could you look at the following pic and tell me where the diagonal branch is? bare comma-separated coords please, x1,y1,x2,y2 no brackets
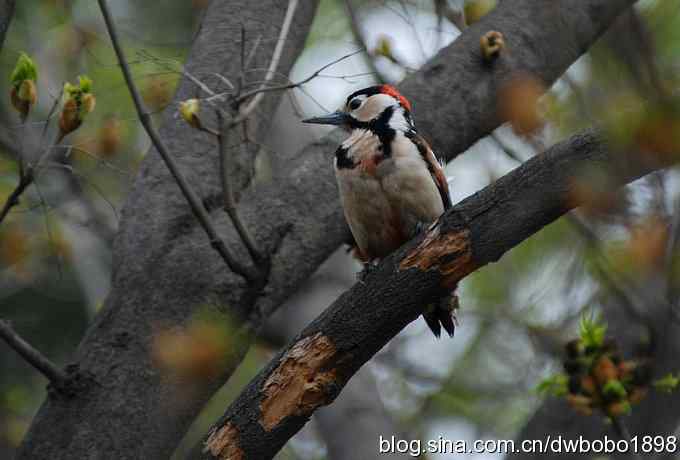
97,0,258,281
17,2,635,459
0,171,32,225
217,110,264,265
0,0,14,52
343,0,386,83
198,131,671,460
0,319,66,385
0,128,74,228
232,0,298,123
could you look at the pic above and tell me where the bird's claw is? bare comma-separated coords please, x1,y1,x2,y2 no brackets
357,262,378,282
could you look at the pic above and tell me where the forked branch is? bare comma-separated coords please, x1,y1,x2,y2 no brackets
217,110,264,266
97,0,258,281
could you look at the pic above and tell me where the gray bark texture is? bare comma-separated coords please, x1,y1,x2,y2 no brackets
17,1,318,459
265,273,411,460
17,0,636,459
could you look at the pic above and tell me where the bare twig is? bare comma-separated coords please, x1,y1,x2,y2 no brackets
197,125,220,137
40,86,64,150
97,0,258,281
0,319,67,384
611,417,643,460
217,111,264,265
237,24,247,97
0,171,32,225
242,36,262,81
234,0,298,122
489,132,526,163
434,0,466,32
343,0,386,83
0,123,102,227
568,214,658,326
231,50,362,109
137,50,219,97
202,51,360,118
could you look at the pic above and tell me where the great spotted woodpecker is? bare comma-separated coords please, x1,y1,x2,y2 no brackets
303,84,457,338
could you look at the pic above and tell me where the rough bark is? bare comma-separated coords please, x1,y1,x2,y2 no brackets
397,0,636,159
199,131,671,460
16,2,318,459
264,276,411,460
18,0,635,458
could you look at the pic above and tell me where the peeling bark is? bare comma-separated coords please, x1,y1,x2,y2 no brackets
16,2,319,459
400,228,474,289
18,0,637,458
260,333,340,431
199,129,673,459
263,281,412,459
204,424,243,460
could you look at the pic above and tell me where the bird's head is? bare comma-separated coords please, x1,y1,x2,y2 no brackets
302,84,412,131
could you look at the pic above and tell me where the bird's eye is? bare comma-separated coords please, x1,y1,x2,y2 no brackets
349,99,361,110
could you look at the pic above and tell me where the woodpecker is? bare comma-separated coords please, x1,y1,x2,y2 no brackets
302,84,457,338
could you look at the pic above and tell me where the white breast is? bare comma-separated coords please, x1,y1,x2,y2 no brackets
378,133,445,227
334,129,446,260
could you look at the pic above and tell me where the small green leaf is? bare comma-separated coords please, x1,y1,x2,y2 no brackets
64,75,93,98
603,379,627,399
536,374,569,397
654,373,680,393
579,313,607,350
78,75,93,93
10,53,37,89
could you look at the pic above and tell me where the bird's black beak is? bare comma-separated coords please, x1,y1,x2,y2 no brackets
301,110,351,126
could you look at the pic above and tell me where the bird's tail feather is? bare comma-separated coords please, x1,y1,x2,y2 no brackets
422,293,459,338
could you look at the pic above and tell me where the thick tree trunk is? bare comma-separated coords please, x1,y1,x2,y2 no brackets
16,2,318,459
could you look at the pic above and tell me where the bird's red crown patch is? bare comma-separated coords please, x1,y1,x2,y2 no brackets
380,84,412,111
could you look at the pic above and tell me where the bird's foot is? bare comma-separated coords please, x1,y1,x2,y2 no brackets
357,261,379,283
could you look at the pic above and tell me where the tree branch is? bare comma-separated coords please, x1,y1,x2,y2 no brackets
17,1,634,459
232,0,298,123
0,126,74,229
0,320,66,385
0,171,32,225
17,2,319,458
198,131,670,459
97,0,257,281
343,0,386,83
262,283,411,460
0,0,14,51
217,111,264,265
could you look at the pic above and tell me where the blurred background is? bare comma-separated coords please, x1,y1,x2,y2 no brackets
1,0,680,459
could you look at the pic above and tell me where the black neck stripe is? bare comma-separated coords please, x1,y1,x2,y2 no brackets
347,106,397,157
